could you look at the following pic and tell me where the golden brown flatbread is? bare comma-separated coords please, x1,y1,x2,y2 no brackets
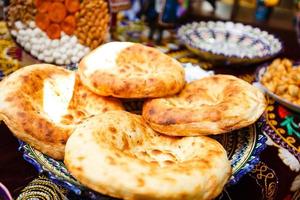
64,111,231,200
0,64,123,159
78,42,185,98
143,75,266,136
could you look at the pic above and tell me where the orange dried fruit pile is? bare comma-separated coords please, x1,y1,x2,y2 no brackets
35,0,79,39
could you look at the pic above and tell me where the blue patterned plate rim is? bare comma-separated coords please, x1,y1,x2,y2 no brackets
177,21,283,60
18,117,268,198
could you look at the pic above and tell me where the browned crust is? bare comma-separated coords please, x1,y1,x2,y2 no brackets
64,111,231,200
142,75,267,136
0,64,123,159
78,42,185,98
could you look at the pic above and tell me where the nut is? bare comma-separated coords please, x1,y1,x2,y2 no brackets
262,58,300,106
74,0,109,49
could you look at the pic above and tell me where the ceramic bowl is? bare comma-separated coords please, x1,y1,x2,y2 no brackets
177,21,282,65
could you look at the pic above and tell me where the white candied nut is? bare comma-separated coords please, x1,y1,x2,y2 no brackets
20,41,26,47
39,44,45,52
30,37,38,44
24,42,31,51
71,47,79,56
65,59,71,65
39,37,48,44
16,37,21,44
29,21,36,28
63,41,72,49
32,44,40,51
61,35,69,43
66,49,73,57
25,29,32,36
75,43,83,50
44,39,51,47
84,47,90,54
19,29,26,36
61,54,67,61
11,30,17,37
70,36,77,44
43,50,51,57
33,28,41,36
51,40,59,47
30,49,38,56
37,54,45,61
36,37,44,44
74,46,82,54
45,57,54,63
78,50,85,58
29,29,35,37
52,51,61,59
18,35,25,42
56,59,64,65
59,46,66,54
25,35,32,41
41,31,47,38
71,56,78,63
15,21,24,30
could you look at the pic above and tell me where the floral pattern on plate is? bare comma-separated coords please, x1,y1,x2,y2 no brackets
177,21,282,65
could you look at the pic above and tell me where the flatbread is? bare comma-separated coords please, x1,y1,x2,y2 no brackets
78,42,185,98
143,75,266,136
0,64,123,159
64,110,231,200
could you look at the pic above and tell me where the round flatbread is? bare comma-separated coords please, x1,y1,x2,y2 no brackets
143,75,266,136
64,110,231,200
0,64,123,159
78,42,185,98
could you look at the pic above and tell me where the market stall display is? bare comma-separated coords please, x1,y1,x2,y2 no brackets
6,0,110,65
0,3,299,198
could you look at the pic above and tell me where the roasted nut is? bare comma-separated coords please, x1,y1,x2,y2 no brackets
262,58,300,105
74,0,109,49
288,85,299,97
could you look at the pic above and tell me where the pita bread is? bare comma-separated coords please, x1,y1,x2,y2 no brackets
78,42,185,98
0,64,123,159
64,111,231,200
143,75,266,136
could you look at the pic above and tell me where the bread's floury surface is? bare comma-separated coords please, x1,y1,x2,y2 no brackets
143,75,266,136
78,42,185,98
64,111,231,200
0,64,123,159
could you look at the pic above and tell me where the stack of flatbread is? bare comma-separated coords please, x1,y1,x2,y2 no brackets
0,42,266,200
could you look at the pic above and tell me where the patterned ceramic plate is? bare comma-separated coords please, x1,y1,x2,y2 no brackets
177,21,282,65
19,118,267,199
256,63,300,113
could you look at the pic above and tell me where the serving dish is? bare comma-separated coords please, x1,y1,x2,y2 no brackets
177,21,282,65
255,62,300,113
19,118,267,199
14,62,267,198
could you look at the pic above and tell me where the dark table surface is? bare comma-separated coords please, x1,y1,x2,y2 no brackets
0,18,300,199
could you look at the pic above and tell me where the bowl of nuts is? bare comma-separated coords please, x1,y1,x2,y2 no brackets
256,58,300,113
6,0,110,65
